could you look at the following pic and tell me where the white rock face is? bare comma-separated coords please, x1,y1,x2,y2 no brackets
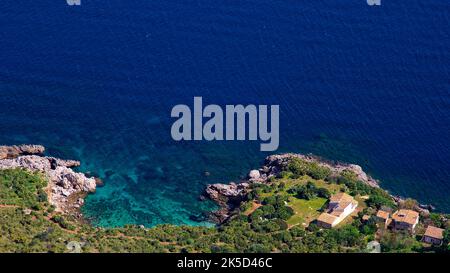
248,170,261,180
0,155,51,171
206,182,248,199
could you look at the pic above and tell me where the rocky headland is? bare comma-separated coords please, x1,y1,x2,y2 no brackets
0,144,97,218
0,144,45,159
204,153,434,224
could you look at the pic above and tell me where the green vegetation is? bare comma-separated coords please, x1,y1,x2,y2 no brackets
0,163,448,253
0,168,47,208
379,231,422,253
445,229,450,251
330,170,397,210
288,181,331,200
287,157,331,180
286,197,327,227
253,173,341,228
359,217,378,235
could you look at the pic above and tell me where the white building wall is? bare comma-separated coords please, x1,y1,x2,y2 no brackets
332,202,357,227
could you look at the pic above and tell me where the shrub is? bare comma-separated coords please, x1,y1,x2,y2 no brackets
51,214,74,230
287,158,331,180
275,206,294,221
277,171,293,179
37,189,48,203
263,196,277,206
399,198,418,210
288,182,330,201
273,219,289,230
0,169,47,207
317,187,331,199
329,225,364,247
366,191,396,209
360,218,378,235
380,231,421,253
239,201,252,212
248,243,271,253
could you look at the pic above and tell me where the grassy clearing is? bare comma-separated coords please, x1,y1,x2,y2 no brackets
257,176,343,227
286,197,327,227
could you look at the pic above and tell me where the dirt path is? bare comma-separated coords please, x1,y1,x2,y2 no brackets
0,204,19,209
244,201,262,216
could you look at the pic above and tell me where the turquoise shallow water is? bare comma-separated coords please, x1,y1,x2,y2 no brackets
0,1,449,226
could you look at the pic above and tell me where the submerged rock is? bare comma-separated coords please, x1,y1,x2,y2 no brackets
94,177,105,187
189,212,209,222
104,170,115,178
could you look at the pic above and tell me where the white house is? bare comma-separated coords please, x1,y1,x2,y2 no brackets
317,192,358,228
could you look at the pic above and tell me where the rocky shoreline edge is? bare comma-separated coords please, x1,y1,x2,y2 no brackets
0,144,437,227
203,153,436,224
0,144,101,220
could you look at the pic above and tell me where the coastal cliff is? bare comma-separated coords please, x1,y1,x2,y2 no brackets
0,145,97,217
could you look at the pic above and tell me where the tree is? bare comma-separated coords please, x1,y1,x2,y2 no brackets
360,218,377,235
444,228,450,245
262,204,276,216
248,243,271,253
287,158,331,180
380,231,421,253
275,206,294,221
428,213,445,228
331,225,364,247
317,187,331,199
366,193,396,209
288,183,330,201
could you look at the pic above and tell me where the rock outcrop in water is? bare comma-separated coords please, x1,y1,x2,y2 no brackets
0,145,96,217
205,182,250,223
0,144,45,159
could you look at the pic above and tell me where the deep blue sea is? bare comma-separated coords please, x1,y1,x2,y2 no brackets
0,1,449,226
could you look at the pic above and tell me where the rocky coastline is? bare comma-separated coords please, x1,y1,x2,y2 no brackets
0,144,97,219
0,144,436,227
203,153,435,224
